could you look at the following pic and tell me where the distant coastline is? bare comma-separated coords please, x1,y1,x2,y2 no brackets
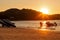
0,8,60,21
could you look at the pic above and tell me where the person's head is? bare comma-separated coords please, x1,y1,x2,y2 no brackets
46,22,50,24
54,22,56,24
40,22,42,24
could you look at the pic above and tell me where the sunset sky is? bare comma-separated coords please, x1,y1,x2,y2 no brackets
0,0,60,14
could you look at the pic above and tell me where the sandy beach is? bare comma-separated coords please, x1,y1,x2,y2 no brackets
0,27,60,40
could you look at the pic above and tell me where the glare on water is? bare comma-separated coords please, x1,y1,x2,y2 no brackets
41,21,46,29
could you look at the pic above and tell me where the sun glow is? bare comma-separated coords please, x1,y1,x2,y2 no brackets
40,8,49,14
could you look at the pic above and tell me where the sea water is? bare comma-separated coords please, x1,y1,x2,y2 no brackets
12,20,60,31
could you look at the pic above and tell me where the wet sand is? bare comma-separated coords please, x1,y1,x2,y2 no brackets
0,27,60,40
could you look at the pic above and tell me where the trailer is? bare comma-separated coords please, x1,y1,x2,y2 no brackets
0,19,16,27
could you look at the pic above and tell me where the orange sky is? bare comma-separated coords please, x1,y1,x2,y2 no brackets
0,0,60,14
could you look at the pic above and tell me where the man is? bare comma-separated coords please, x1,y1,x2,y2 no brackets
40,22,43,28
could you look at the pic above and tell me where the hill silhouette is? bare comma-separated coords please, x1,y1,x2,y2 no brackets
0,8,60,20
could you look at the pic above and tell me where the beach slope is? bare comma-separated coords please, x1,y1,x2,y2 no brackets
0,28,60,40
